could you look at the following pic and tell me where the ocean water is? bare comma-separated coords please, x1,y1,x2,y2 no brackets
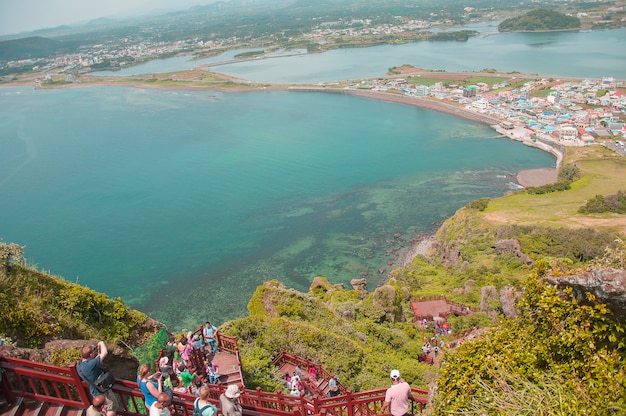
93,27,626,82
0,86,554,329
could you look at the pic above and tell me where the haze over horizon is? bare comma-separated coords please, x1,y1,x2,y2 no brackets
0,0,223,36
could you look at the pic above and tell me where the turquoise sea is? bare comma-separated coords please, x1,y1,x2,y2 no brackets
0,86,555,329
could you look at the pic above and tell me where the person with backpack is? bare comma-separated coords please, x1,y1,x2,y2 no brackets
77,341,118,416
193,386,217,416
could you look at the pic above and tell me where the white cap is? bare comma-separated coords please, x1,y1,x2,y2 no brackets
390,369,400,380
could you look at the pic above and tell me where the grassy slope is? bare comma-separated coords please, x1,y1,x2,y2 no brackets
483,145,626,234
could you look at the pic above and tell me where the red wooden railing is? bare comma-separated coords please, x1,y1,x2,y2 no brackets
272,350,343,396
0,338,429,415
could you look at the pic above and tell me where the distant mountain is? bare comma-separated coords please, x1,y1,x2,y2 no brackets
0,36,72,61
498,9,581,32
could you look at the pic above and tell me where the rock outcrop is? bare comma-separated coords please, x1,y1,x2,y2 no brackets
499,285,521,319
350,278,367,291
480,286,498,313
494,239,533,266
547,267,626,320
441,245,463,267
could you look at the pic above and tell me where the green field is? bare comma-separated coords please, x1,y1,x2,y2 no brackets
484,146,626,235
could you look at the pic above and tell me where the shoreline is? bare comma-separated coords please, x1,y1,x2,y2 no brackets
324,88,561,187
3,78,560,188
396,234,435,268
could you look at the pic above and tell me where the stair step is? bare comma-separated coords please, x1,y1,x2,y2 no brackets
48,404,64,416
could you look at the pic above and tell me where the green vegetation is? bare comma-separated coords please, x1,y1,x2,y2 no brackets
407,76,447,86
429,30,479,41
525,162,582,194
499,9,581,32
234,50,265,59
485,146,626,231
0,247,160,350
431,262,626,415
225,280,436,393
495,225,619,262
579,190,626,214
465,197,490,211
0,36,71,61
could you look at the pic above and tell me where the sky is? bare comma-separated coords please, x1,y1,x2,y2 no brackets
0,0,221,36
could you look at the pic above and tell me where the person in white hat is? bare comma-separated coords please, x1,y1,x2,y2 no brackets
219,385,242,416
380,369,414,416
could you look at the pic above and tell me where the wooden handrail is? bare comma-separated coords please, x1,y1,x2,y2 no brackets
0,351,428,415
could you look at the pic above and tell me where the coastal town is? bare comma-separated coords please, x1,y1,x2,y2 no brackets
338,72,626,160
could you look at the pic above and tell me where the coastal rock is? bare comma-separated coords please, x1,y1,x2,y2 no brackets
547,267,626,320
480,286,498,313
499,285,520,319
441,245,463,267
350,278,367,291
310,276,334,293
494,239,533,266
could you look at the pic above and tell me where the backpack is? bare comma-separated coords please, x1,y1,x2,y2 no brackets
192,398,217,416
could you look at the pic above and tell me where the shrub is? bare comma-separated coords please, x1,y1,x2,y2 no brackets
431,267,626,415
465,198,490,211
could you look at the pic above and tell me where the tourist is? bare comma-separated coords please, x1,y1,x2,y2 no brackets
327,384,340,398
219,385,242,416
308,364,317,381
206,360,220,384
189,376,204,396
164,339,177,364
178,336,192,366
159,356,173,378
177,364,195,388
380,370,414,416
86,395,107,416
76,341,118,416
149,392,171,416
203,321,219,354
283,373,292,390
328,375,338,389
193,334,205,353
138,363,163,409
194,386,217,416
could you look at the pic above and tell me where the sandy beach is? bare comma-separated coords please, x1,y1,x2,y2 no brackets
516,167,559,187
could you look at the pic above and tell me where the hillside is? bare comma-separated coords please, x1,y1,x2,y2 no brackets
223,145,626,411
0,244,163,365
498,9,581,32
0,36,73,61
1,146,625,413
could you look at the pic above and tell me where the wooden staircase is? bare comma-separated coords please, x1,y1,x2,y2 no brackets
273,351,345,399
0,398,84,416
